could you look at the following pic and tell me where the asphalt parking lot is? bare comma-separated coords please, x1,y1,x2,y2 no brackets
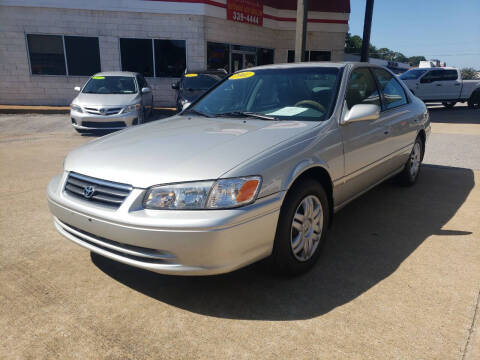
1,105,479,359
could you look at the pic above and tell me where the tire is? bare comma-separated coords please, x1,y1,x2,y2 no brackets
268,179,330,275
398,136,424,186
468,91,480,109
442,101,456,109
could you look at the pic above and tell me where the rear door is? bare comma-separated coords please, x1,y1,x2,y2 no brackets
439,69,462,99
371,67,415,168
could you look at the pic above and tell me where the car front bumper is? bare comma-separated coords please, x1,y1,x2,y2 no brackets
47,173,283,275
71,109,139,130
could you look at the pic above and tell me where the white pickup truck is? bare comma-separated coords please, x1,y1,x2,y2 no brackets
400,67,480,108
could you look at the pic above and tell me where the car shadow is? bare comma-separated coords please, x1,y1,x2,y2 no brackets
428,104,479,124
91,164,474,320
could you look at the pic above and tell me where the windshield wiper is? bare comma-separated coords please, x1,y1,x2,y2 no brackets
183,108,214,118
214,111,278,120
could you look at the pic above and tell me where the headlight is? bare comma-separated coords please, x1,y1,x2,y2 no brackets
123,103,141,113
143,176,262,210
71,104,83,113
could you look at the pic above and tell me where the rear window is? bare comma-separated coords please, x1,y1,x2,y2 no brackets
82,76,137,94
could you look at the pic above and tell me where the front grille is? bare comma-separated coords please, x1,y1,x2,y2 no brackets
64,172,132,208
84,107,123,116
81,121,126,128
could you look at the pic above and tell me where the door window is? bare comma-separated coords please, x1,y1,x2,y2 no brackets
345,68,381,110
421,70,443,83
372,68,408,110
440,70,458,81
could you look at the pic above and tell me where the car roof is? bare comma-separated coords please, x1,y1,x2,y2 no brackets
93,71,138,77
409,67,457,71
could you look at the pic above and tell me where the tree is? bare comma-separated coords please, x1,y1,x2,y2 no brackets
461,67,479,80
345,32,362,53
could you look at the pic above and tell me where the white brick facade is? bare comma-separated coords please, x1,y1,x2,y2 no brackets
0,2,349,106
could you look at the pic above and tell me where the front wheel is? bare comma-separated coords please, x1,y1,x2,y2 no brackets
398,136,424,186
268,179,330,275
442,101,456,109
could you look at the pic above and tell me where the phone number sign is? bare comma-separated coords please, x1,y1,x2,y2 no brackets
227,0,263,26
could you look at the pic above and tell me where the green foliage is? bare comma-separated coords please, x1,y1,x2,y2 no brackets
461,67,479,80
345,33,425,65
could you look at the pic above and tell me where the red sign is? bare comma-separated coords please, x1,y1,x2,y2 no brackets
227,0,263,26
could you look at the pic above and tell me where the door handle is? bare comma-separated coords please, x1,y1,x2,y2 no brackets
454,83,461,86
435,84,442,86
384,130,389,135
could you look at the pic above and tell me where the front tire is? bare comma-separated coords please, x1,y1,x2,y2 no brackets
268,179,330,275
398,136,423,185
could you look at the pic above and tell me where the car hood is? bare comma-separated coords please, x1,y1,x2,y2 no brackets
65,115,319,188
74,93,139,106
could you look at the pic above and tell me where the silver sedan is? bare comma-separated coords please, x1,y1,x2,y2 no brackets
70,71,153,133
48,62,430,276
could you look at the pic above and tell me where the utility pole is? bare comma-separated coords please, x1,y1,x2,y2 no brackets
294,0,308,62
360,0,374,62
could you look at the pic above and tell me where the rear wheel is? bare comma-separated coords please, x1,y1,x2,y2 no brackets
398,136,423,185
268,179,330,275
468,91,480,109
442,101,456,109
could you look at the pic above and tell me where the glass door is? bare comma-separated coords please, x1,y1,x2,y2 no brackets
231,53,244,72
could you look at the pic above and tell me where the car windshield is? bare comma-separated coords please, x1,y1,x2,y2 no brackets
183,74,222,90
189,67,340,121
82,76,137,94
400,69,428,80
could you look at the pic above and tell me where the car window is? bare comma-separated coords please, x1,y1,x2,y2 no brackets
191,67,340,121
441,70,458,81
372,68,408,110
345,68,380,110
183,74,222,90
421,70,443,82
82,76,137,94
399,69,428,80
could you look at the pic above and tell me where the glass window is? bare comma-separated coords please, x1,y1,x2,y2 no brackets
27,34,66,75
154,39,186,77
183,74,222,90
399,69,428,80
64,36,101,76
287,50,309,63
257,48,274,66
190,67,340,121
120,38,153,77
345,68,381,110
310,51,331,61
207,42,229,72
441,70,458,81
82,76,137,94
137,75,148,89
372,68,407,110
421,70,443,82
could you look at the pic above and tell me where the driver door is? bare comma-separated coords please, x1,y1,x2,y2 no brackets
338,67,391,204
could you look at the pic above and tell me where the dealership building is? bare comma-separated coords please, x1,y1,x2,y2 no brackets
0,0,350,106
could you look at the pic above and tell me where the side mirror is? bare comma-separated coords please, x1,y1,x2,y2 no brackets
171,82,179,90
141,87,151,94
182,101,191,110
74,86,81,92
343,104,380,124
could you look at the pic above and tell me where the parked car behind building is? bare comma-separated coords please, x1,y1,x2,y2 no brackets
172,69,228,111
70,72,153,133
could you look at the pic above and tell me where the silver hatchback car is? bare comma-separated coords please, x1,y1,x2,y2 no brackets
70,71,153,133
48,62,430,276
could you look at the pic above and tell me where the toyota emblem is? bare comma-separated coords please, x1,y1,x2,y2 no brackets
83,185,95,199
99,108,106,115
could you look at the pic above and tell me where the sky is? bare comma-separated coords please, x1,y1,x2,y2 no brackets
347,0,480,68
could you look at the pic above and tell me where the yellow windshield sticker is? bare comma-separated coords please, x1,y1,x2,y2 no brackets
185,73,198,77
229,71,255,80
92,76,105,79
